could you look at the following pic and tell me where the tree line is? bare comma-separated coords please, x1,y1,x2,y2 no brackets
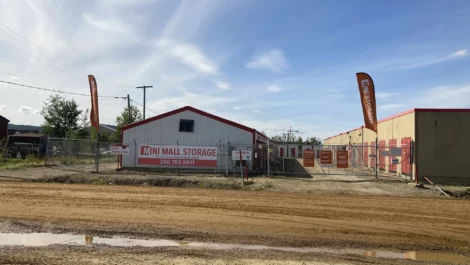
269,135,322,145
40,95,142,142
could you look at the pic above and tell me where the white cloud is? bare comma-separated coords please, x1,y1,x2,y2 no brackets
213,80,231,90
376,92,398,99
0,105,7,110
156,39,217,74
266,85,283,92
415,85,470,108
253,109,261,113
398,48,468,69
246,49,288,73
378,103,405,110
18,105,37,115
147,87,234,113
449,49,467,58
10,76,19,80
82,13,132,34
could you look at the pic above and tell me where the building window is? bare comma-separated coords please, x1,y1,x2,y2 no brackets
179,119,194,132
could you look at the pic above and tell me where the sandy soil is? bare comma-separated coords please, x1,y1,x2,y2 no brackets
0,245,431,265
0,163,117,180
0,182,469,256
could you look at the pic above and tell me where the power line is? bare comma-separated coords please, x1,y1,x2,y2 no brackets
0,38,85,80
129,98,158,115
0,25,83,77
136,85,153,119
0,21,134,89
0,80,126,99
0,67,39,86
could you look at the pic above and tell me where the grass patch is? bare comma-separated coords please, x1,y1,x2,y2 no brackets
0,157,43,169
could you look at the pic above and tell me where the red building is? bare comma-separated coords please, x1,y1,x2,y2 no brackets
0,115,9,141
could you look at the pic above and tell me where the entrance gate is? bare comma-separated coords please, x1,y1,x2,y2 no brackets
300,143,412,177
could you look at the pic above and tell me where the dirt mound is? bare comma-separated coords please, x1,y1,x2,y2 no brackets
34,174,242,190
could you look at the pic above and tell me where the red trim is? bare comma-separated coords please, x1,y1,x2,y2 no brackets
324,108,470,141
122,106,255,133
415,108,470,113
377,109,415,124
324,126,364,141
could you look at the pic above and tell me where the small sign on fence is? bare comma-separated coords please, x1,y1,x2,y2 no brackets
320,150,332,166
111,144,130,155
303,150,315,167
337,150,349,168
232,150,252,161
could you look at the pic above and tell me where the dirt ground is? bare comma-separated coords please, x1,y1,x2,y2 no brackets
2,163,468,198
0,165,469,264
0,182,469,264
0,245,436,265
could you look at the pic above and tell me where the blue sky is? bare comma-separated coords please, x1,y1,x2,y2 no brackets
0,0,469,139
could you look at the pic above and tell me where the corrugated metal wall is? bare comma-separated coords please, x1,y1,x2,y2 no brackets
122,110,253,170
416,111,470,185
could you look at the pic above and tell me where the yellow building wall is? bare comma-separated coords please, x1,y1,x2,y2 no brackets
323,112,415,177
416,111,470,185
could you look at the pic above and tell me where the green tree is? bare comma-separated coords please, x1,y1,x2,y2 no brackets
41,95,83,138
297,136,303,154
70,109,90,139
309,137,322,145
113,105,143,142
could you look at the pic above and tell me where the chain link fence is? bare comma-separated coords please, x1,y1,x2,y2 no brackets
41,137,413,178
45,137,120,171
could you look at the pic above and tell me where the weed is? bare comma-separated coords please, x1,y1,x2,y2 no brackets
91,178,107,185
0,157,43,169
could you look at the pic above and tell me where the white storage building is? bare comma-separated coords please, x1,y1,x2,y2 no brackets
119,106,273,172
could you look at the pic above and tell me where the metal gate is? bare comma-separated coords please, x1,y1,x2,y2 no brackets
300,143,413,177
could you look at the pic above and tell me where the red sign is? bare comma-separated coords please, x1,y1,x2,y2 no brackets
138,145,217,167
303,150,315,167
320,150,332,165
337,150,349,168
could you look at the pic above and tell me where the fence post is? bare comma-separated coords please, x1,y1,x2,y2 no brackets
215,139,219,173
409,140,414,181
133,139,137,171
226,137,229,176
267,140,270,176
375,137,378,179
44,136,48,167
95,139,99,173
176,140,179,176
282,140,285,173
239,151,244,188
64,138,68,166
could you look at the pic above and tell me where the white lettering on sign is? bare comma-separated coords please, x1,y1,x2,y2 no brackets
232,150,252,161
138,145,217,167
361,79,375,128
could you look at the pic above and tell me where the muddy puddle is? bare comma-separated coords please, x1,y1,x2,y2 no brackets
0,233,469,264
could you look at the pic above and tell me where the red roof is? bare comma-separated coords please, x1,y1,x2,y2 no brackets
324,108,470,141
122,106,255,133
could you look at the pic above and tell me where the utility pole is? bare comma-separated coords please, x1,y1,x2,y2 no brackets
136,85,153,119
127,94,131,122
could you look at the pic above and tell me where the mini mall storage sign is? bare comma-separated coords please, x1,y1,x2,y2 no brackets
138,145,217,167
